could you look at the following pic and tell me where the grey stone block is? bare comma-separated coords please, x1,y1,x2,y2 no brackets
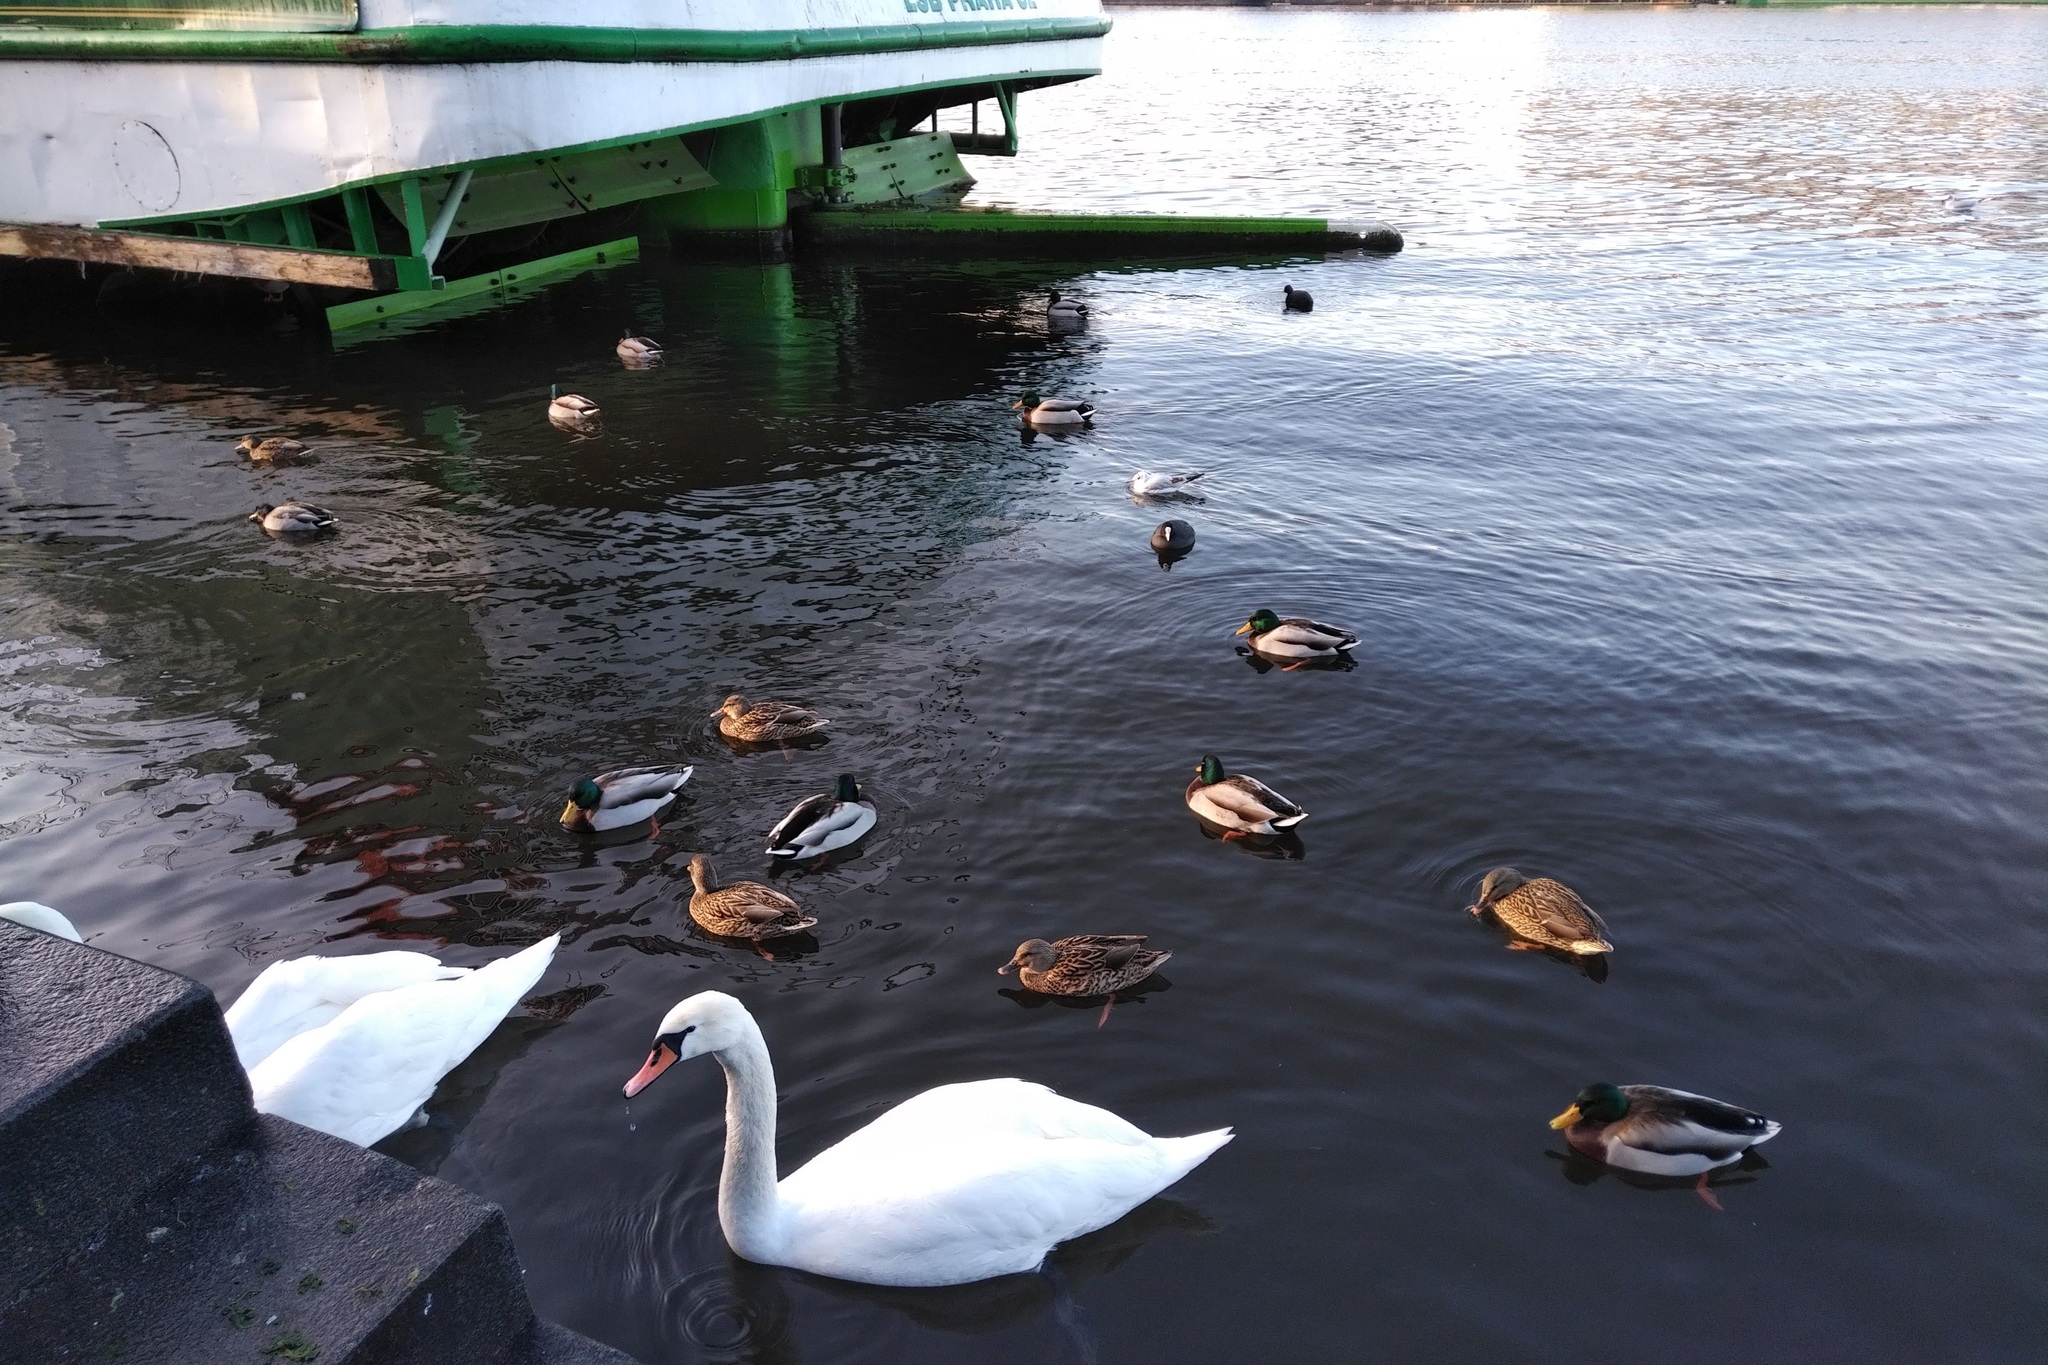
0,923,251,1303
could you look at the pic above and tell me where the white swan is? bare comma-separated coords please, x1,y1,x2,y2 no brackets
225,950,474,1070
621,991,1232,1287
248,934,558,1147
0,901,82,942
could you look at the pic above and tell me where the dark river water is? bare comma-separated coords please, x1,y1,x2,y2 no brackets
2,7,2044,1363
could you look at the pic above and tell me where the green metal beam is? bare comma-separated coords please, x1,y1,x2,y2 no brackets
325,235,640,333
340,187,378,254
0,17,1112,62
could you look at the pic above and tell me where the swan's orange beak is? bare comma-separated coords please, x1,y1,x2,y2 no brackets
624,1043,678,1098
1549,1104,1583,1131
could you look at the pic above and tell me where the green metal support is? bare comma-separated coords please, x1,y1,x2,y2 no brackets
397,177,429,257
325,235,640,335
341,188,378,255
280,203,316,249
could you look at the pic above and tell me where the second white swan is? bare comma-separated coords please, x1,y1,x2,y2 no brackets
621,991,1232,1287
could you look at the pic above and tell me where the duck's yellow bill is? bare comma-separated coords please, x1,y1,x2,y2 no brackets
1549,1104,1582,1130
1234,622,1255,636
559,800,582,826
1010,400,1026,410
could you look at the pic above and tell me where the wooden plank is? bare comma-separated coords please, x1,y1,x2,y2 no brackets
0,223,393,289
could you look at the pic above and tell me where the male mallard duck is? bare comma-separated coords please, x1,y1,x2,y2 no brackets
1283,285,1313,313
1185,754,1306,834
548,384,601,429
714,694,829,744
1045,290,1088,322
250,501,337,535
616,329,663,363
1551,1082,1780,1208
688,855,818,941
766,773,876,858
1234,608,1358,661
237,436,308,462
559,765,693,835
1013,393,1094,428
1128,469,1205,497
1467,867,1612,955
1000,935,1171,1026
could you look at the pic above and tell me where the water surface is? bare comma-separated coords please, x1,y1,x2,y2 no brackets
2,8,2044,1363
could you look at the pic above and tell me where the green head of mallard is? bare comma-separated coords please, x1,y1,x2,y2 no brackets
834,773,861,802
1195,754,1226,785
1012,391,1042,412
1551,1082,1628,1130
569,778,602,809
1235,609,1281,638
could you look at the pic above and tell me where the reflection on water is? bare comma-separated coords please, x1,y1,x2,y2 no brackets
2,7,2045,1364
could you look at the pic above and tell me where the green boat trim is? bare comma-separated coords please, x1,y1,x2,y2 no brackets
0,16,1112,61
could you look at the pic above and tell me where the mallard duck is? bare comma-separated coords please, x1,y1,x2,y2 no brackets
248,935,557,1148
1551,1082,1780,1208
1283,285,1313,313
616,328,663,363
1000,935,1171,1025
1013,393,1094,427
1467,867,1612,955
688,855,818,941
237,436,308,462
0,901,82,942
548,384,601,429
714,694,829,744
249,501,337,535
559,765,693,835
1129,470,1205,497
1185,754,1306,834
1045,290,1088,322
1234,608,1358,661
619,991,1231,1286
766,773,876,858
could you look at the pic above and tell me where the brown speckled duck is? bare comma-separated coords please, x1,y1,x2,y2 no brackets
237,436,309,462
713,694,829,744
688,856,817,941
999,935,1171,1026
1467,867,1612,955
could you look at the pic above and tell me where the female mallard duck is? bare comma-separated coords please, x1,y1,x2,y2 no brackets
548,384,601,429
1234,608,1358,662
1045,290,1088,323
1185,754,1306,834
1466,867,1612,956
1551,1082,1780,1208
688,856,818,941
616,329,663,364
1129,469,1205,497
237,436,308,462
714,694,829,744
1000,935,1171,1026
766,773,876,858
250,501,337,535
1283,285,1313,313
559,765,693,835
1013,393,1094,428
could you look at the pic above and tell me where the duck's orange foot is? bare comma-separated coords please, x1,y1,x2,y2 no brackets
1695,1173,1724,1211
1097,998,1115,1028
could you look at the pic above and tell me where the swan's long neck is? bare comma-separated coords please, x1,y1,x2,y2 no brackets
713,1018,783,1262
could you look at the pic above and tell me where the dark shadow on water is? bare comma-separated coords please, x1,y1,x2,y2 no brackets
999,974,1175,1019
1547,1147,1771,1198
1194,817,1307,861
374,1013,566,1174
1469,909,1610,982
1234,646,1356,675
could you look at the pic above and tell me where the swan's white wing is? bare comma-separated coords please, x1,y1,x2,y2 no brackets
0,902,82,942
775,1080,1231,1286
225,951,470,1069
248,936,556,1146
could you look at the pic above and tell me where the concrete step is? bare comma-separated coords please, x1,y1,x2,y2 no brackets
0,923,639,1364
